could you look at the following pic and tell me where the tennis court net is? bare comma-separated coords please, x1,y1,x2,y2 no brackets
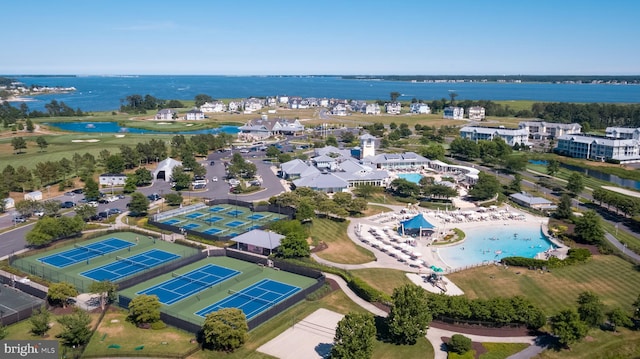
116,256,149,268
172,272,214,289
74,244,106,256
228,289,277,306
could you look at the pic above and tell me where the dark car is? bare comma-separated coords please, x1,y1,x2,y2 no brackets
147,193,161,201
209,160,215,166
97,211,109,219
14,216,27,223
60,201,76,208
71,188,84,194
106,208,122,216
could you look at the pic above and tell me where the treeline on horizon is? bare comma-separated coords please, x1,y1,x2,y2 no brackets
342,75,640,83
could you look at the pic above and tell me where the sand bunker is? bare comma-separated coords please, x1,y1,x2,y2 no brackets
71,139,100,143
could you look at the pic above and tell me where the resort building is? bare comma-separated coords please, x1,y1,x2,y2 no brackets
185,108,205,120
443,106,464,119
428,160,479,185
555,134,640,163
518,121,582,139
510,192,557,212
199,101,226,113
605,127,640,140
153,157,183,182
459,126,529,147
280,159,320,180
364,152,430,171
99,173,127,186
233,229,284,256
359,134,376,159
155,108,176,120
410,103,431,114
467,106,486,120
385,102,402,115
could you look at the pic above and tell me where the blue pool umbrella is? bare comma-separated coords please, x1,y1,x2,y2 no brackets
399,214,435,236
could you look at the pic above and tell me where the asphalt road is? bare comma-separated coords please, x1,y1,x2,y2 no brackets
0,150,286,258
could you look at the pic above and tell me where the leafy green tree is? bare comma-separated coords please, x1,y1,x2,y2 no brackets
83,177,100,200
74,204,97,221
128,294,161,325
192,163,207,178
164,192,183,206
277,234,310,258
105,154,125,173
577,291,605,328
266,145,280,158
507,173,522,193
47,282,79,308
11,136,27,154
133,167,153,186
331,312,376,359
88,281,118,311
633,294,640,319
389,178,420,198
447,334,472,355
423,184,458,200
0,323,7,339
387,284,432,344
353,184,378,199
325,135,338,147
123,175,137,193
449,137,479,159
546,159,560,176
57,309,92,346
295,200,315,222
25,118,34,132
390,91,401,102
468,172,501,200
574,210,604,244
128,192,150,216
550,309,588,349
16,199,40,217
30,306,51,336
36,136,48,151
278,153,292,164
42,200,61,217
607,307,633,332
171,165,191,190
566,172,585,195
341,131,355,144
194,94,214,107
419,143,446,161
202,308,248,352
503,155,527,173
555,193,573,219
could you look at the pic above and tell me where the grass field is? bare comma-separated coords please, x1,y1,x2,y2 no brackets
351,268,414,296
532,327,640,359
447,255,640,316
310,218,376,264
449,342,530,359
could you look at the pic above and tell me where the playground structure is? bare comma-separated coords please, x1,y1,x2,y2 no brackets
424,272,447,293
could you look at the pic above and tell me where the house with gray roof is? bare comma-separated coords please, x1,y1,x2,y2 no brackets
518,121,581,139
186,108,204,120
605,127,640,140
155,108,176,120
280,159,320,179
312,154,338,171
293,172,349,193
233,229,284,256
510,192,557,211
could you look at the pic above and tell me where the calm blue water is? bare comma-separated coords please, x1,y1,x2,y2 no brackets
528,160,640,190
438,225,554,268
10,75,640,112
44,121,239,135
398,173,423,184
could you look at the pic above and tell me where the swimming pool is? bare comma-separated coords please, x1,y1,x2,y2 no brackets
398,173,423,184
437,224,555,268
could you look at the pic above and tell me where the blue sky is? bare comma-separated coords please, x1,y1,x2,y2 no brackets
4,0,639,75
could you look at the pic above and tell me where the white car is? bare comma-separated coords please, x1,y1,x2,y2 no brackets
212,176,218,182
88,201,99,207
33,210,45,217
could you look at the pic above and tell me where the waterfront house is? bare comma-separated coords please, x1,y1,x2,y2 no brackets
365,103,381,115
332,103,348,116
155,108,176,120
385,102,402,115
186,108,205,120
200,101,226,113
410,103,431,114
228,101,240,112
443,106,464,119
605,127,640,140
459,126,529,147
467,106,485,120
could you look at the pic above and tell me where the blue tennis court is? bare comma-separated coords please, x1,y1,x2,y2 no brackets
182,223,200,230
195,279,301,320
209,206,225,212
227,209,243,216
185,212,205,219
204,216,223,223
163,219,181,225
81,249,180,281
226,221,244,228
203,228,222,235
137,264,240,305
38,238,133,268
247,214,265,220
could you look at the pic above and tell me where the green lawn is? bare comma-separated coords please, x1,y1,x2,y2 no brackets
310,218,376,264
447,255,640,316
532,327,640,359
351,268,414,296
448,342,530,359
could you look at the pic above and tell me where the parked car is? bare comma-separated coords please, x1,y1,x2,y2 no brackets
210,160,215,166
88,201,99,208
211,176,218,182
147,193,161,201
106,208,122,216
60,201,76,208
71,188,84,194
33,210,45,217
14,216,27,223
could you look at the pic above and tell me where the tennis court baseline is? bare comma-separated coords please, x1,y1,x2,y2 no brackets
195,279,301,320
38,238,133,268
81,249,180,281
226,221,244,228
136,264,241,305
186,212,205,219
